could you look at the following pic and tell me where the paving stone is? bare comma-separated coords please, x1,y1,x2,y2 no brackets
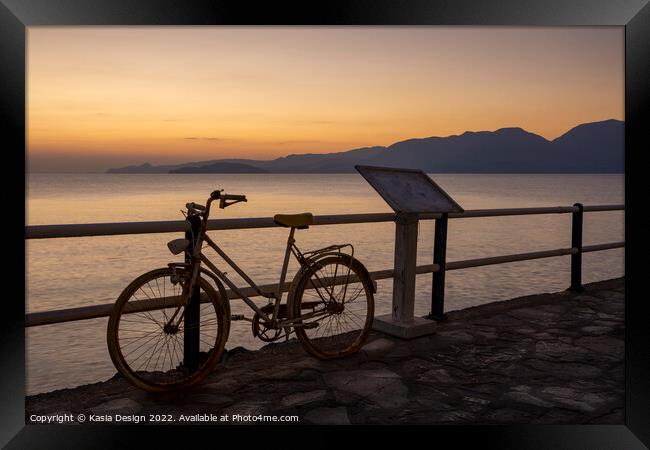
555,398,598,412
534,341,589,360
203,378,242,392
508,308,557,321
26,278,624,426
435,330,475,343
573,336,624,358
541,386,577,398
503,391,553,408
417,368,454,384
362,338,395,353
472,328,498,340
281,390,327,407
323,369,408,408
514,328,538,335
525,360,603,379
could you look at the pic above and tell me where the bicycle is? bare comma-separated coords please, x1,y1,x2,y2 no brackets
107,189,375,392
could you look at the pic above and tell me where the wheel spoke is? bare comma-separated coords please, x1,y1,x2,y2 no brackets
109,268,227,391
292,256,373,358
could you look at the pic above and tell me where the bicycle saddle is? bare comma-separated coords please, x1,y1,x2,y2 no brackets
273,212,314,229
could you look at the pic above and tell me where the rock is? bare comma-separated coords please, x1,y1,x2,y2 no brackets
304,407,350,425
534,341,588,360
362,338,395,353
538,304,568,314
203,378,241,392
473,328,498,340
254,367,301,380
324,369,408,408
594,290,624,302
580,326,612,335
435,330,475,343
281,390,327,407
525,360,602,379
512,385,531,393
515,328,538,335
508,308,557,321
463,396,490,406
89,398,142,416
573,336,624,358
541,386,576,398
549,397,596,412
417,368,454,384
503,391,553,408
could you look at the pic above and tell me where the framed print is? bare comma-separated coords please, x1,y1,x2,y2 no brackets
3,0,649,448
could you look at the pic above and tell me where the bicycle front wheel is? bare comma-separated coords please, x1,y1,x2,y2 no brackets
107,267,229,392
290,255,374,359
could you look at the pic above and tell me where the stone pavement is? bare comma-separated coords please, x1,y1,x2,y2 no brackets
26,278,624,425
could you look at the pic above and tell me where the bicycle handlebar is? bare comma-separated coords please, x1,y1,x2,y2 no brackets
207,190,247,210
186,202,206,211
223,194,247,202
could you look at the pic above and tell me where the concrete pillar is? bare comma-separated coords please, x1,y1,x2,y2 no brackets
373,212,436,339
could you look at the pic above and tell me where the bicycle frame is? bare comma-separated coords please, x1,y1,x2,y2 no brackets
166,192,355,332
183,227,348,331
200,228,300,324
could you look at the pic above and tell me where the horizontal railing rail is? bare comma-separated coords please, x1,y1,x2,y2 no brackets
25,205,624,240
24,204,624,328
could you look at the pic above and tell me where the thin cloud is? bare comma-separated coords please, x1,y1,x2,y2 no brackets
183,137,223,141
273,139,331,145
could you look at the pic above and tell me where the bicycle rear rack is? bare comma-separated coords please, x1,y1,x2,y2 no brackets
302,243,354,261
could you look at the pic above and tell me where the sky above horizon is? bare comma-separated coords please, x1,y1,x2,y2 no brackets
27,26,624,172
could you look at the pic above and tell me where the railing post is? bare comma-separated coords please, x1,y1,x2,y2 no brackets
372,212,436,339
392,212,419,322
570,203,584,292
429,213,449,321
184,215,201,372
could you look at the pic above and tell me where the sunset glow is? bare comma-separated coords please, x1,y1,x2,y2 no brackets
27,27,624,172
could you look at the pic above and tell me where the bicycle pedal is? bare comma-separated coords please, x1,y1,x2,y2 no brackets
302,322,319,329
231,314,245,321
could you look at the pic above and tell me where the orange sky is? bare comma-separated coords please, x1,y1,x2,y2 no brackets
27,27,624,172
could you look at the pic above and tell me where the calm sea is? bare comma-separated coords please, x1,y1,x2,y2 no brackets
26,173,624,395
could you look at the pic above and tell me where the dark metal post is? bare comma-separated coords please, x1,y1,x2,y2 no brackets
570,203,584,292
429,213,449,321
184,214,201,372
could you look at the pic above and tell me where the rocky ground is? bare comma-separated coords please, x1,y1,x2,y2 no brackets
26,278,624,425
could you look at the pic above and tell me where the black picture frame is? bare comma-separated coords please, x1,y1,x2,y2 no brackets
3,0,648,448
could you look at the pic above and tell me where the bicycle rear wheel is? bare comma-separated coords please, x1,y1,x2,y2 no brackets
107,267,229,392
290,255,374,359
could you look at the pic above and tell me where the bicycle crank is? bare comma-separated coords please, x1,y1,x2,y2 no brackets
252,314,284,342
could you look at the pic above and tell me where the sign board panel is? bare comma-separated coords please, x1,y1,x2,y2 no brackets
355,165,464,214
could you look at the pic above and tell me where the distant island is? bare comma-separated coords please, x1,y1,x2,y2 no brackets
107,119,624,174
169,162,268,174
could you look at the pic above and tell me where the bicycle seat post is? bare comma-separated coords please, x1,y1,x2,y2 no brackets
272,227,296,320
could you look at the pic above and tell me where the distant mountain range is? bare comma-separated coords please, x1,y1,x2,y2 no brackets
107,119,624,174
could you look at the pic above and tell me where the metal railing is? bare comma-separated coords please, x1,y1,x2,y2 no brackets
24,203,624,329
